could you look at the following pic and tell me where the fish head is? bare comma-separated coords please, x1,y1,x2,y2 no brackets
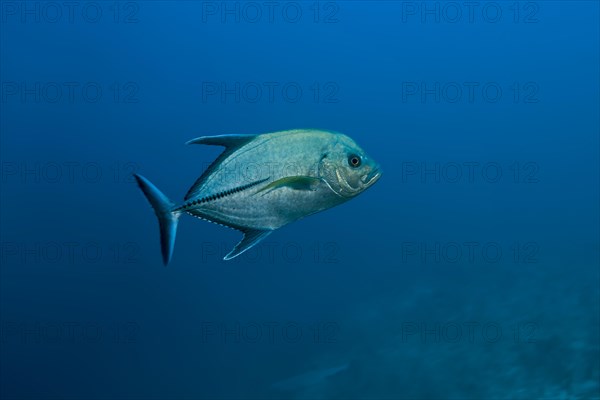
318,134,382,198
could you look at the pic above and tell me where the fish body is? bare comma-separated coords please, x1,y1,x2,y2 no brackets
134,129,381,263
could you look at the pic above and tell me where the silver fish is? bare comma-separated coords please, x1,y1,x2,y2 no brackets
134,129,381,264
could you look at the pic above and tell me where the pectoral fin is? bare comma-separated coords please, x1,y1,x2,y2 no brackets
224,229,273,260
256,176,322,196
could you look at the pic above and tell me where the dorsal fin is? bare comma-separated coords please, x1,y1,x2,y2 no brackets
184,134,258,201
186,134,257,148
224,229,273,260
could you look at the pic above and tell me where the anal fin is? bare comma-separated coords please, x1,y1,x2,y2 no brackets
224,229,272,260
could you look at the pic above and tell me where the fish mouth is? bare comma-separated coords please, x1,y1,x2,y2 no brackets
362,167,382,186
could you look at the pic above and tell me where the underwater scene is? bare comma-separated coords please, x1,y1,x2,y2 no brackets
1,1,599,399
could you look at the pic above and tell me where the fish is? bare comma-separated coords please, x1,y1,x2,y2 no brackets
134,129,382,264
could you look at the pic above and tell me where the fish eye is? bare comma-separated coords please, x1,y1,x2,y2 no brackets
348,154,362,168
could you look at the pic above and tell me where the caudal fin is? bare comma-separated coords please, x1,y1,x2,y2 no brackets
133,174,180,265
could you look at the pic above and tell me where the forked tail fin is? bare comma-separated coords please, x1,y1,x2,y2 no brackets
133,174,180,265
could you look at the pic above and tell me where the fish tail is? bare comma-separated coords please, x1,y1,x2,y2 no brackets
133,174,180,265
